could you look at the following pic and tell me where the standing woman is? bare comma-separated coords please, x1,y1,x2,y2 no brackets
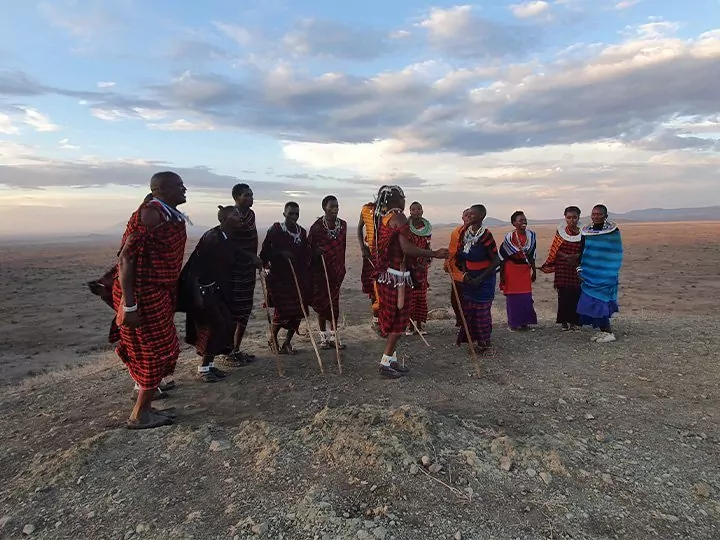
541,206,583,330
407,202,432,335
499,211,538,331
309,195,347,350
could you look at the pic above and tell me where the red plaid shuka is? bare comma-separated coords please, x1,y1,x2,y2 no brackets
541,227,582,289
260,222,311,331
374,213,413,335
409,232,431,323
308,217,347,323
110,200,187,390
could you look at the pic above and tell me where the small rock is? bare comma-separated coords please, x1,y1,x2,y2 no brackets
595,433,607,443
693,483,711,498
585,414,595,420
135,523,147,534
421,455,432,468
124,532,134,540
0,517,10,529
455,532,463,540
23,524,36,536
428,463,443,474
557,398,567,406
499,456,513,472
659,513,680,523
87,511,95,519
526,469,537,478
357,530,372,540
251,522,268,536
209,440,230,452
601,473,613,485
370,485,378,492
539,472,552,485
409,464,419,475
372,526,388,539
343,512,351,518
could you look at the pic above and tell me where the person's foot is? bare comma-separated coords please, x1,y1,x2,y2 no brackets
590,332,604,342
405,327,414,336
130,388,167,402
126,411,173,430
319,332,332,350
278,342,296,355
226,351,255,366
379,364,404,378
209,366,228,378
475,341,492,351
595,332,616,343
561,323,570,331
159,379,176,391
389,360,410,373
196,371,222,383
150,407,178,419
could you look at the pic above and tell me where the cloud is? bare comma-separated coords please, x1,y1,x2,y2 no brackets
282,19,394,60
416,5,539,58
0,113,18,134
214,22,254,46
148,119,217,131
97,81,116,88
58,138,79,149
22,108,60,132
38,0,121,38
615,0,641,9
511,1,551,19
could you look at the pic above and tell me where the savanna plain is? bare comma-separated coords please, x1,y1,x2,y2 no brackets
0,221,718,540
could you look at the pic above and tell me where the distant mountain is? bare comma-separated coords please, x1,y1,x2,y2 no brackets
610,206,720,222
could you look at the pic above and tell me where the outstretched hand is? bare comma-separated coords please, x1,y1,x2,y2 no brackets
432,248,450,259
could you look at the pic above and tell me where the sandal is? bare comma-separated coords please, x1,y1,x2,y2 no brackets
126,412,173,430
130,388,168,402
278,343,296,355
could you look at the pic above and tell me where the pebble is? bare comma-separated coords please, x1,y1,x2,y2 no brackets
558,398,567,406
421,455,432,468
585,414,595,420
540,472,552,485
136,523,147,534
499,456,513,472
252,522,269,536
372,526,388,539
454,533,463,540
209,440,230,452
370,485,378,492
693,483,711,498
601,474,613,485
429,463,443,474
124,532,135,540
526,469,537,478
409,464,419,475
23,525,36,536
357,531,372,540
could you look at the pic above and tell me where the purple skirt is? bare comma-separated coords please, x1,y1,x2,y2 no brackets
505,293,537,329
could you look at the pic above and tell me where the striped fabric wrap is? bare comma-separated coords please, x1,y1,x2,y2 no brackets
500,229,537,262
579,226,623,303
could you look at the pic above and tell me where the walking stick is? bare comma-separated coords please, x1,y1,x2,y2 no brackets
258,270,284,377
320,254,343,374
410,319,431,347
450,277,481,377
288,260,325,374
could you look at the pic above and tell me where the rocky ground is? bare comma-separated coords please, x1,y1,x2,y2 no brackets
1,309,718,540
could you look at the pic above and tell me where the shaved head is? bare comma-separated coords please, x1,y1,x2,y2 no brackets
149,171,186,207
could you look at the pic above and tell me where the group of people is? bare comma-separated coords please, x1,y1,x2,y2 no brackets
89,173,624,429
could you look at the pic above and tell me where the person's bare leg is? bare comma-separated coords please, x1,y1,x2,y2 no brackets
271,324,281,351
282,329,296,349
128,388,170,428
383,332,402,357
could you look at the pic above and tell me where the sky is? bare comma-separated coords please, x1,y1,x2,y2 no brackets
1,0,719,236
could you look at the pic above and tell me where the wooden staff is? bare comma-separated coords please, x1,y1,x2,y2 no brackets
288,260,325,374
258,270,284,377
320,254,343,374
450,277,481,377
410,319,431,347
